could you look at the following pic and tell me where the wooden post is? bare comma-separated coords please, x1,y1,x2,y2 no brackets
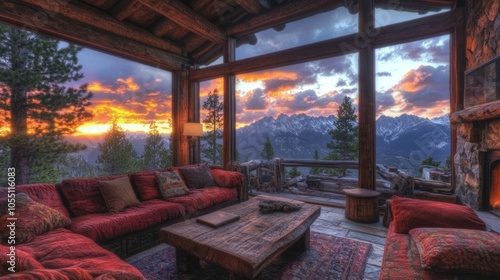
358,0,376,190
224,37,236,169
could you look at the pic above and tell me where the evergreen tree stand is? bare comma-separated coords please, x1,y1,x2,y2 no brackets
342,188,380,223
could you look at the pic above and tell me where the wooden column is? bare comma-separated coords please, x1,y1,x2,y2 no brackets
358,0,376,190
172,70,189,166
450,5,466,190
224,37,237,169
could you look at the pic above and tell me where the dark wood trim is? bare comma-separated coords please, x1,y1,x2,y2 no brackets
189,33,360,81
111,0,142,21
449,7,465,192
191,9,461,81
0,1,188,71
358,0,376,190
19,0,184,55
227,0,343,36
235,0,262,14
137,0,227,45
224,38,237,169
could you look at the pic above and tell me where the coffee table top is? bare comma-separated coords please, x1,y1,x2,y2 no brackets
161,195,320,278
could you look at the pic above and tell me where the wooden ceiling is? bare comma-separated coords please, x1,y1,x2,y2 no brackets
0,0,456,71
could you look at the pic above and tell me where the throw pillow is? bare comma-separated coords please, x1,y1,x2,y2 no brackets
178,164,217,189
210,169,246,188
410,227,500,276
155,171,190,199
0,193,72,243
390,195,486,233
98,176,140,214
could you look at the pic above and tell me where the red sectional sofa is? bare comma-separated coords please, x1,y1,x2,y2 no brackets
379,196,500,280
0,165,246,279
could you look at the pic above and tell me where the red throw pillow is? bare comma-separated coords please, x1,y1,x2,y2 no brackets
390,195,486,233
210,169,246,188
409,227,500,276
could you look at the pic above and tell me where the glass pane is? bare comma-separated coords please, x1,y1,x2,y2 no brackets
375,5,449,28
200,78,224,165
235,54,359,177
236,6,357,60
375,35,451,178
0,24,173,183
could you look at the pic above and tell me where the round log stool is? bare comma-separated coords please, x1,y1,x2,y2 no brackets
342,188,380,223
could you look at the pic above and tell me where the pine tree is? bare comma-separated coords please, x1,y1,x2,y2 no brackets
0,24,93,184
260,136,275,160
96,122,140,175
143,121,171,170
310,149,321,175
288,166,301,178
325,96,358,177
201,89,223,165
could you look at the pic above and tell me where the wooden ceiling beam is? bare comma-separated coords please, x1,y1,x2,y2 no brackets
235,0,262,14
0,1,189,70
137,0,227,45
227,0,343,36
190,0,214,12
18,0,185,56
111,0,142,21
152,18,181,37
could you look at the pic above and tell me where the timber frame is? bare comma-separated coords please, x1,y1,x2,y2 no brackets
0,0,464,190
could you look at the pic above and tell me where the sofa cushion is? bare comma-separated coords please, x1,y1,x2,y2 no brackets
166,187,237,213
129,169,169,201
390,195,486,233
17,228,143,279
155,171,190,199
60,175,123,216
178,164,216,189
68,200,185,242
410,227,500,276
0,193,71,243
98,176,140,214
210,168,246,188
0,184,70,218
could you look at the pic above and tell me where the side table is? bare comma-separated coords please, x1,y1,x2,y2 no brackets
342,188,380,223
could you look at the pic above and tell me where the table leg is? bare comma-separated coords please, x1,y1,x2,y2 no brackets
292,228,310,251
175,248,200,272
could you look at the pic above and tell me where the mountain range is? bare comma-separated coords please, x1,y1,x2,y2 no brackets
66,113,450,176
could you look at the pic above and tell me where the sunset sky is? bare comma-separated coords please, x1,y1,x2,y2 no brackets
67,7,450,136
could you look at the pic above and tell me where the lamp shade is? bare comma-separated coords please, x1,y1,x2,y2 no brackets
183,122,203,137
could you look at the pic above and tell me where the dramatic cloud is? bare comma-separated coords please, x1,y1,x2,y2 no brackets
382,65,450,118
377,35,450,63
245,88,268,110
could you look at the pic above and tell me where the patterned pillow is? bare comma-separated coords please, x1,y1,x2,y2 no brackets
410,227,500,276
391,195,486,233
155,171,190,199
0,193,71,243
98,176,141,214
178,164,216,189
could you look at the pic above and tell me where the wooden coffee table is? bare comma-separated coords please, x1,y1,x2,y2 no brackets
160,195,321,279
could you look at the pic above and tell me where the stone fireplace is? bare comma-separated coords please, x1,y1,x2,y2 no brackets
455,119,500,211
484,150,500,211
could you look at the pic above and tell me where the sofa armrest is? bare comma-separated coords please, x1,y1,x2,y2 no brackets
210,169,248,201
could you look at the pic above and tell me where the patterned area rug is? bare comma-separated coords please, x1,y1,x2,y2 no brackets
127,231,372,280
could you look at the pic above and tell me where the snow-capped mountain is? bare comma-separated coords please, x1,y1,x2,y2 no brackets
237,113,450,175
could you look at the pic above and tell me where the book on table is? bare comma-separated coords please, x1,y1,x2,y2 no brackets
196,211,240,228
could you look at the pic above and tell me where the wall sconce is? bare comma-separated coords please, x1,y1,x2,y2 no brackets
183,122,203,143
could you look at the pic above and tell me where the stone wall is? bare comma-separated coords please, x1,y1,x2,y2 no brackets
455,0,500,209
466,0,500,70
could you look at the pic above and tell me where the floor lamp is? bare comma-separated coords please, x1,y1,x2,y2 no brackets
184,122,203,164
